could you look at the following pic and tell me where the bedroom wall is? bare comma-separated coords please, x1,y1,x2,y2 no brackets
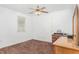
29,9,74,42
29,14,51,42
51,9,73,35
0,7,32,48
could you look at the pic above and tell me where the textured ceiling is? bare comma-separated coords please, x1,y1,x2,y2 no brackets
0,4,75,14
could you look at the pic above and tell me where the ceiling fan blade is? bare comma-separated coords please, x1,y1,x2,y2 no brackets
29,8,35,10
41,7,46,10
41,11,48,13
28,12,33,14
37,5,40,8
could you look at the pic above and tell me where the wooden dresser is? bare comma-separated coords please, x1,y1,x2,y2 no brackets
52,33,63,43
53,37,79,54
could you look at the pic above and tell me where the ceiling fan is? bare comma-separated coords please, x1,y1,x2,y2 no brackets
29,5,48,15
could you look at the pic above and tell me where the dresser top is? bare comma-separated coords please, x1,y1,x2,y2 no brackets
53,37,79,50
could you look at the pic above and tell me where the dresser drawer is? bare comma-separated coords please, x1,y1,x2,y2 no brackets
53,45,79,54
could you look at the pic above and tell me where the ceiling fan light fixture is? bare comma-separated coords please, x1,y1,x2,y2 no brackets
35,11,42,15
